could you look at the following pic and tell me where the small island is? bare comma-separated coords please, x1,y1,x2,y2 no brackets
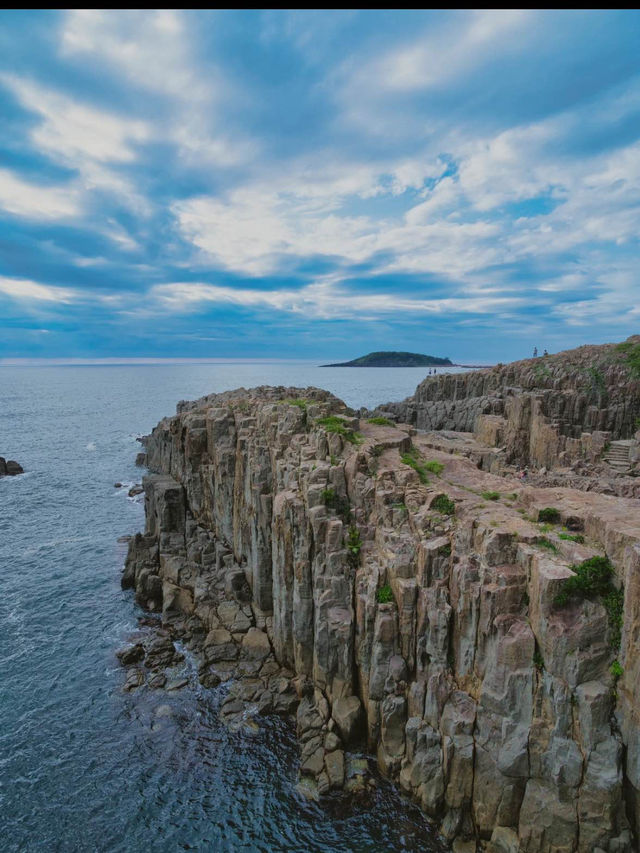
323,350,453,368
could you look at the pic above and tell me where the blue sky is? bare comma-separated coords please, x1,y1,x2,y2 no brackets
0,9,639,362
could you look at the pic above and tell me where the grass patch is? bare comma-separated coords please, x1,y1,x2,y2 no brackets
346,525,362,569
284,397,309,410
400,447,430,485
316,415,363,445
554,556,624,650
611,660,624,680
559,532,585,544
367,416,395,427
538,507,561,524
321,488,351,522
481,490,500,501
377,584,393,604
617,340,640,378
424,460,445,475
533,650,545,671
535,536,558,553
431,494,455,515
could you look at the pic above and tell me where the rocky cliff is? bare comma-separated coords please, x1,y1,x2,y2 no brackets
122,384,640,852
374,336,640,472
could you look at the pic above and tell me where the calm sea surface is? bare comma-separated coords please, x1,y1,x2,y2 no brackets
0,363,468,853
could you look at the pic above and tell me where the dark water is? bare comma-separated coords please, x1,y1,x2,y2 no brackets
0,363,457,852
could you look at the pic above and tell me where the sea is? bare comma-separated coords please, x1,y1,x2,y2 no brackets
0,362,471,853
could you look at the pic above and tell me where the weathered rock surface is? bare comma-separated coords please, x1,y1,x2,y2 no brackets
0,457,24,476
374,336,640,475
122,382,640,851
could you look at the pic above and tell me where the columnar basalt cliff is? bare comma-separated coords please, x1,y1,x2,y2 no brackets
123,382,640,852
375,337,640,473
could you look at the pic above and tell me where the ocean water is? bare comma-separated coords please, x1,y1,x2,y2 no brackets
0,363,466,853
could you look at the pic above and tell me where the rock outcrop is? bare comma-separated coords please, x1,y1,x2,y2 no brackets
0,457,24,476
122,383,640,851
374,336,640,473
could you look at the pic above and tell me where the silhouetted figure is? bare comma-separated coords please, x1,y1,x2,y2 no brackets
533,347,538,357
543,349,548,356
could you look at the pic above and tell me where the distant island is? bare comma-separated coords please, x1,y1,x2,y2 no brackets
323,351,453,368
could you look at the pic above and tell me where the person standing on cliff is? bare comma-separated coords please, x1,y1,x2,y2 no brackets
533,347,538,357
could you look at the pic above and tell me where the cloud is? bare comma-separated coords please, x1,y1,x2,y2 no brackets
61,9,251,167
373,10,532,93
1,10,639,359
2,75,148,165
62,10,210,102
0,277,80,303
0,168,80,220
150,279,527,320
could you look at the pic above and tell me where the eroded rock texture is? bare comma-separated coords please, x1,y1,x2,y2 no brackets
375,336,640,473
124,384,640,852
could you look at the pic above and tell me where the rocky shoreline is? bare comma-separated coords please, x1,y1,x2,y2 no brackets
118,339,640,852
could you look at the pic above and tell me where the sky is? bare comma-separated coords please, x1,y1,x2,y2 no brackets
0,9,639,362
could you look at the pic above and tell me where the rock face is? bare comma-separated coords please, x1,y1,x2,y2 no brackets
375,336,640,472
0,457,24,476
123,383,640,851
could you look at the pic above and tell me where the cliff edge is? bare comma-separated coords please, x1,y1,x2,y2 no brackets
373,336,640,475
122,383,640,852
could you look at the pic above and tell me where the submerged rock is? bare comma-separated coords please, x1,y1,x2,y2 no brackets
0,457,24,477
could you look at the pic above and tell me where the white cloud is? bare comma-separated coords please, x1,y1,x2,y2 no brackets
0,277,80,303
61,9,250,167
2,75,148,165
0,168,80,220
62,10,210,103
150,279,526,320
172,150,497,278
1,74,152,224
376,10,532,93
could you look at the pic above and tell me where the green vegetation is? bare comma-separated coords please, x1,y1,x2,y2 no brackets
586,366,606,392
535,536,558,553
325,351,453,368
316,415,363,445
346,525,362,569
533,649,545,671
554,556,624,650
559,532,585,544
617,340,640,378
538,507,561,524
284,397,309,410
424,460,444,475
391,501,407,511
400,447,430,484
439,543,452,557
377,584,394,604
431,494,455,515
610,660,624,679
604,587,624,651
367,416,396,427
321,488,351,522
481,490,500,501
534,363,552,380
